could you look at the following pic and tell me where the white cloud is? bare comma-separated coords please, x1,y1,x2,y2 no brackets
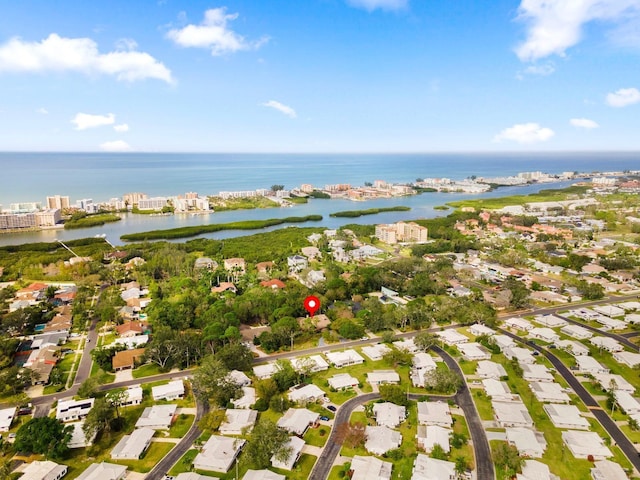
114,123,129,132
570,117,599,129
72,112,115,130
100,140,132,152
36,107,48,114
166,8,268,55
346,0,408,11
515,0,640,62
262,100,297,118
606,87,640,107
493,122,555,143
0,33,173,83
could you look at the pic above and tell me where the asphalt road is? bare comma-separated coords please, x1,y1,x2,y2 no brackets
433,345,495,480
554,312,639,351
145,400,209,480
498,328,640,473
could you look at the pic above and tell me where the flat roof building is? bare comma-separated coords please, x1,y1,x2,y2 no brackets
277,408,319,436
271,436,305,471
416,425,451,453
110,427,154,460
135,404,177,429
476,360,507,379
19,461,67,480
373,402,406,428
56,398,94,422
76,462,127,480
543,404,590,430
325,349,365,368
219,409,258,436
506,427,546,458
529,382,571,403
562,430,612,460
417,401,452,428
350,455,392,480
288,384,326,404
411,455,456,480
193,435,246,472
365,425,402,455
493,401,534,428
328,373,359,391
367,370,400,386
152,379,185,401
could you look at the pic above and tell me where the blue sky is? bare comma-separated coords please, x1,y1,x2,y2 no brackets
0,0,639,152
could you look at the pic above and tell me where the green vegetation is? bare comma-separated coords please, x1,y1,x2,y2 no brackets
120,215,323,241
210,196,280,211
446,185,589,210
433,205,450,210
329,206,411,218
309,190,331,199
64,212,121,229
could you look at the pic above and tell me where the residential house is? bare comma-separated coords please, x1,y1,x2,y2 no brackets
193,435,246,472
194,257,218,270
288,384,326,404
469,323,496,337
219,409,258,436
533,314,567,328
110,427,154,460
328,373,359,391
592,373,635,393
253,363,279,379
361,343,391,361
476,361,507,379
255,261,274,274
543,404,590,430
613,351,640,368
483,379,518,402
0,407,15,432
411,352,437,387
243,471,285,480
436,329,469,346
556,340,589,356
116,321,145,338
277,408,319,436
411,455,456,480
259,279,286,290
301,246,321,260
19,461,67,480
521,364,555,383
417,401,452,428
291,355,329,373
367,370,400,386
576,356,610,375
593,305,626,318
112,348,145,371
591,460,629,480
325,349,364,368
287,255,308,273
113,335,148,350
416,425,451,453
528,327,560,344
135,404,177,429
76,462,127,480
529,382,571,403
364,426,402,455
68,422,95,449
211,282,237,294
228,370,252,387
119,385,143,406
504,317,534,331
613,390,640,415
457,342,491,361
224,258,246,277
562,431,612,460
152,380,185,401
517,460,554,480
271,436,305,471
493,334,516,350
56,398,94,422
393,338,418,353
503,346,535,365
493,401,534,428
373,402,406,428
349,455,392,480
506,427,546,458
232,387,257,409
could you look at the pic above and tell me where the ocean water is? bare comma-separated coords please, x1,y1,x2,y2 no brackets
0,152,638,246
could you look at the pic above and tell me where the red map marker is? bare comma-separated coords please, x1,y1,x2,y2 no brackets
304,295,320,317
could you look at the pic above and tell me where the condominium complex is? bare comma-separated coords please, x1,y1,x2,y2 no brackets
375,221,428,244
47,195,70,210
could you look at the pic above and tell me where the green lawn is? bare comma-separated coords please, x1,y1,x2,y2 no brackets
168,449,198,475
132,363,165,378
471,389,494,421
169,413,195,437
304,424,330,447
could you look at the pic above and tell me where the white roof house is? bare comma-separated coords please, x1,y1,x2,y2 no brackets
113,334,149,350
534,314,567,328
626,314,640,324
412,352,437,371
576,356,609,375
504,317,534,331
393,338,418,353
593,373,635,393
135,404,177,429
119,385,143,406
228,370,252,386
365,426,402,455
561,324,593,340
0,407,15,432
243,470,285,480
416,425,451,453
493,401,534,428
288,384,326,404
493,334,516,350
175,474,215,480
529,382,571,403
291,355,330,373
503,346,535,365
68,421,96,449
543,404,590,430
591,336,623,352
594,316,627,331
618,301,640,311
528,327,560,344
56,398,94,422
436,329,469,345
233,386,257,409
328,373,359,390
219,409,258,436
591,460,629,480
19,461,68,480
506,427,546,458
193,435,246,472
613,351,640,368
350,455,393,480
367,370,400,386
111,427,155,460
457,342,491,361
516,460,553,480
469,323,496,337
411,455,456,480
277,408,319,436
253,363,279,379
593,305,626,318
76,462,127,480
556,340,589,356
152,379,185,401
483,379,517,402
362,344,391,361
325,349,365,368
476,360,507,379
417,401,452,427
562,430,612,460
521,364,554,383
614,390,640,415
373,402,406,428
271,436,305,471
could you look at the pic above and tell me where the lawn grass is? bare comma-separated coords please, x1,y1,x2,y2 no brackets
168,449,198,475
304,424,330,447
446,185,588,210
272,453,317,480
168,413,195,437
132,363,165,378
470,389,494,421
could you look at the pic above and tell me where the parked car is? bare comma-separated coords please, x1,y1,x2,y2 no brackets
327,405,337,412
319,416,330,421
